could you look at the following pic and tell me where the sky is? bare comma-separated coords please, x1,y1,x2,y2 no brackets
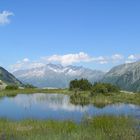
0,0,140,72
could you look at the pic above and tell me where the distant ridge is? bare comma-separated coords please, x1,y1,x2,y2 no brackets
13,64,105,88
102,61,140,92
0,66,22,86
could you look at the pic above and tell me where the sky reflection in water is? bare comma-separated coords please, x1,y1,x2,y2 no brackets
0,93,139,122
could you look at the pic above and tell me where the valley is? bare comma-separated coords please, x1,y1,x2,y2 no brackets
1,0,140,139
0,62,140,139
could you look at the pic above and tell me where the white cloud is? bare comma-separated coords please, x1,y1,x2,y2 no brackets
23,58,30,62
91,56,109,64
11,52,139,71
11,52,108,71
42,53,112,65
128,55,136,60
99,60,108,64
0,11,14,25
111,54,123,61
92,56,106,61
42,52,92,65
10,58,45,71
125,54,140,64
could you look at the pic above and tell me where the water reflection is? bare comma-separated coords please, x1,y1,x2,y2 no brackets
0,93,139,122
12,94,88,112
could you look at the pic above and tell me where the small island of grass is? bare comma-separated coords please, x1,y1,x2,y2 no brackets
69,79,140,106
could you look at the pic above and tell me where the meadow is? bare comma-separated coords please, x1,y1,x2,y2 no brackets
0,116,139,140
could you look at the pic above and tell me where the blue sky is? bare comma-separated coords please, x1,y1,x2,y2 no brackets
0,0,140,71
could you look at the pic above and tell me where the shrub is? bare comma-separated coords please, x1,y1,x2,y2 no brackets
24,84,36,89
69,79,92,91
5,85,19,90
91,83,120,95
91,83,108,95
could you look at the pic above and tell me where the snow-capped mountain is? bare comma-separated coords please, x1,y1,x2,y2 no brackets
13,64,105,88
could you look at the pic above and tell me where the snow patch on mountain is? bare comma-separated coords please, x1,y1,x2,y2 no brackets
13,64,105,88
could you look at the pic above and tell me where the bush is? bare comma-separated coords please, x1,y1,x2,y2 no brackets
5,85,19,90
91,83,120,95
24,84,36,89
91,83,108,94
69,79,92,91
103,83,120,92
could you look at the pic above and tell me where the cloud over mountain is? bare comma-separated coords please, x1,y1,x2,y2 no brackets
10,52,140,72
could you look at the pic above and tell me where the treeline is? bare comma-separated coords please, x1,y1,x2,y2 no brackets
69,79,120,94
5,84,36,90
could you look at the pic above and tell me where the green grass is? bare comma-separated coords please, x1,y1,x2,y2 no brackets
0,88,140,106
0,88,71,97
0,116,139,140
70,91,140,107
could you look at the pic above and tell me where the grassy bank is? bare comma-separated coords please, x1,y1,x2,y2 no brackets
70,91,140,106
0,88,71,97
0,116,139,140
0,88,140,106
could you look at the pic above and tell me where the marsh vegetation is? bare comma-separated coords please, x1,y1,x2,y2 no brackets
0,116,139,140
69,79,140,106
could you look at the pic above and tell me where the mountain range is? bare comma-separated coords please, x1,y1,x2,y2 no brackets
13,64,104,88
1,61,140,92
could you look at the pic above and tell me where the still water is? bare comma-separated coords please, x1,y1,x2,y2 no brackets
0,93,139,122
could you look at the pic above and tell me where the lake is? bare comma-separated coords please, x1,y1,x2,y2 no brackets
0,93,139,122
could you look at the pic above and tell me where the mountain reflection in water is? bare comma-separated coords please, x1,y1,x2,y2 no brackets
0,93,139,122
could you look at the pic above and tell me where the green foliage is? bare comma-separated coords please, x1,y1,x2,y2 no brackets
69,79,120,94
0,116,138,140
92,83,108,94
0,88,70,97
91,83,120,95
24,84,36,89
5,85,19,90
69,79,92,91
